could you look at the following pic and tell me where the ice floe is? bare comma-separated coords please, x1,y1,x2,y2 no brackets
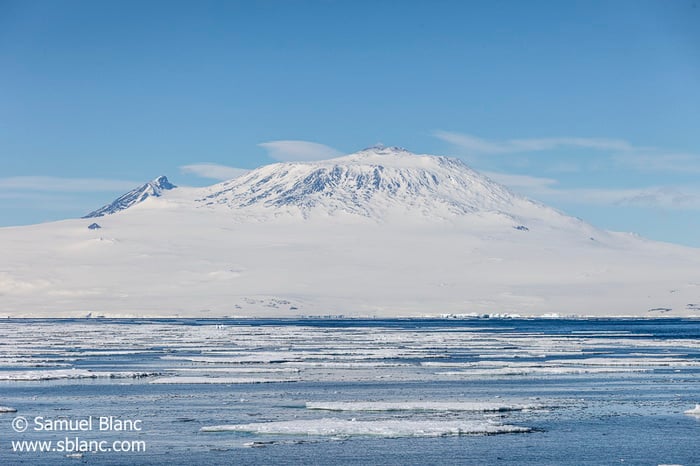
305,401,542,412
282,361,409,368
0,369,159,381
2,321,699,388
172,367,299,373
161,353,304,364
684,404,700,416
201,418,531,437
553,357,700,367
149,376,296,384
437,367,650,377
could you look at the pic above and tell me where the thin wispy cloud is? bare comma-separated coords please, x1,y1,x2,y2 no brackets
613,152,700,173
180,163,249,181
436,130,700,176
0,176,139,192
482,172,559,190
562,187,700,210
434,130,634,155
259,140,343,162
486,170,700,210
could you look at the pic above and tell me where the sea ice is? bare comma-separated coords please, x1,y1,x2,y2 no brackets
684,404,700,416
201,418,531,437
0,369,159,381
149,376,296,384
305,401,542,412
172,367,299,373
282,361,409,368
437,367,650,377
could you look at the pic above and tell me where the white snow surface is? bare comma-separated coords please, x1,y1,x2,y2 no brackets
200,418,531,437
2,146,700,317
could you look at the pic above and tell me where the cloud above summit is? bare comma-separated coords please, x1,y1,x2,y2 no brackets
258,140,343,162
180,163,250,181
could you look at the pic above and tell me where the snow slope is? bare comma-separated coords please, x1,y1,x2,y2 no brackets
1,146,699,317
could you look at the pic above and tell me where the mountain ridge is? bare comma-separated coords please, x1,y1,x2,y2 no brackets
83,175,176,218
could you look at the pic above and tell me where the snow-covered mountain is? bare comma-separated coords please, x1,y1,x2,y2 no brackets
83,175,175,218
90,145,588,231
199,146,523,216
1,146,699,318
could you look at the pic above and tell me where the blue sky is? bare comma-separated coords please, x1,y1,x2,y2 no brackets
1,0,699,246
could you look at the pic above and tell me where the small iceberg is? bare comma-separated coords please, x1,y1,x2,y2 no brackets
201,418,531,438
684,404,700,416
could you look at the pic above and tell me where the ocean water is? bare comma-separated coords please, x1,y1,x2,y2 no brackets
0,318,699,465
